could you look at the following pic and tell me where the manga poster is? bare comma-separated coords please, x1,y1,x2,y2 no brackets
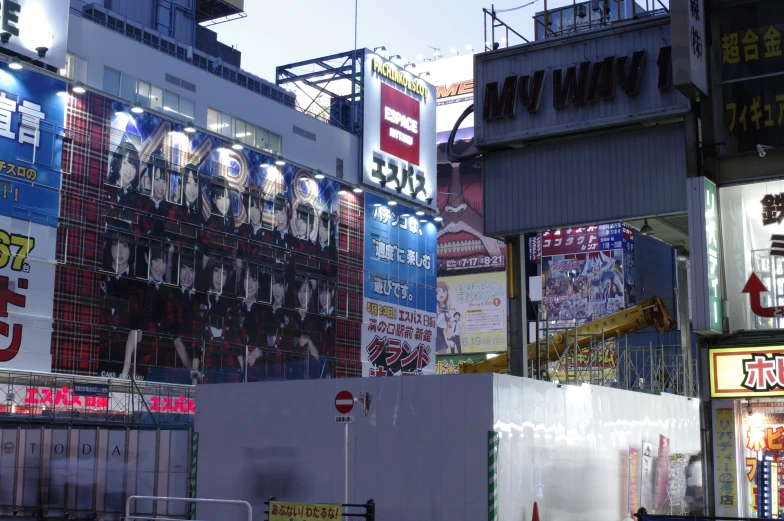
94,99,343,383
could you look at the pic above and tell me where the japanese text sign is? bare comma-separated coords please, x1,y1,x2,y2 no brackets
708,346,784,397
671,0,707,97
364,192,437,312
269,502,342,521
689,177,722,334
0,62,66,225
363,52,437,208
629,447,640,518
713,408,738,512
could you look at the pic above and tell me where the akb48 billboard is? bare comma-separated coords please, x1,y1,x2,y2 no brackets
51,91,363,383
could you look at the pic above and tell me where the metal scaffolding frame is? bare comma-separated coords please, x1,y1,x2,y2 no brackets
276,49,365,135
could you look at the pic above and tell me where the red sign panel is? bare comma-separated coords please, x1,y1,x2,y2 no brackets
335,390,354,414
380,83,420,165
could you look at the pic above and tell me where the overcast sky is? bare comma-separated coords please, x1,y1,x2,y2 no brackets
211,0,582,82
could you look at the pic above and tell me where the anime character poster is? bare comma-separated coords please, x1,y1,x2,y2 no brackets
436,138,505,275
97,100,341,383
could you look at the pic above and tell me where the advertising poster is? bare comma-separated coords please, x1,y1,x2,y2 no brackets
434,271,506,355
655,435,672,509
57,94,348,384
436,353,487,374
642,441,654,510
540,223,634,326
362,192,437,376
0,63,67,372
629,447,640,517
547,338,619,383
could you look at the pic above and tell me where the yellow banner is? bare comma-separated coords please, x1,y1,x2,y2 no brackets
715,408,738,510
708,346,784,398
269,502,342,521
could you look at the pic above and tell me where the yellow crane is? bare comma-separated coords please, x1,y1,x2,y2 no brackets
458,296,676,374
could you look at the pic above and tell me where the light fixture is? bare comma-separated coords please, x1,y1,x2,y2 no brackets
416,210,425,216
373,46,386,52
353,188,363,193
56,91,68,97
274,155,285,166
434,216,443,222
168,129,182,137
416,54,424,61
419,219,427,223
338,190,348,196
450,47,457,54
388,201,397,206
216,147,229,153
35,47,48,58
465,44,473,51
183,122,196,133
131,102,143,114
0,32,11,44
417,71,431,78
315,171,325,180
260,162,270,168
389,54,402,61
640,219,654,236
401,213,410,217
114,109,127,117
232,143,243,150
425,197,433,205
8,58,21,70
373,203,382,207
404,62,416,69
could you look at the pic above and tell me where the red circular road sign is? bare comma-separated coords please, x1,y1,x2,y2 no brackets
335,390,354,414
3,442,13,454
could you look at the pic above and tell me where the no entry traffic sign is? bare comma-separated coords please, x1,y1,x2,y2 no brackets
335,390,354,414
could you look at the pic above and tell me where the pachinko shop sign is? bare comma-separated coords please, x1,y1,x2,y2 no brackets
708,346,784,397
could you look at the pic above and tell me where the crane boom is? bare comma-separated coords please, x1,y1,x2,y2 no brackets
458,296,676,374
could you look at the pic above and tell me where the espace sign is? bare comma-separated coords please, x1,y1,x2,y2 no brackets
363,51,436,209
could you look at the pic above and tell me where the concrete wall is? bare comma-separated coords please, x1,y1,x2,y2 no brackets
66,14,359,184
195,375,701,521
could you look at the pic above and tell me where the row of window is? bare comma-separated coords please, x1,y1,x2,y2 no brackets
102,67,196,121
207,107,282,155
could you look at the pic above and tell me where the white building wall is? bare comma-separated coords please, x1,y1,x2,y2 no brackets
195,375,701,521
66,14,360,184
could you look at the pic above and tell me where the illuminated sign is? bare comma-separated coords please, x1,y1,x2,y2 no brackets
708,346,784,397
362,51,436,208
371,58,428,98
704,178,722,333
0,0,70,69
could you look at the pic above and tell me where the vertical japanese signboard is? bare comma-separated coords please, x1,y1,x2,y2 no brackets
362,192,437,376
689,177,722,334
362,51,437,209
0,63,66,372
654,435,672,509
629,447,640,517
671,0,707,98
713,407,738,515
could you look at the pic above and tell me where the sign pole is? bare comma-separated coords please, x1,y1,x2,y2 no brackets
344,421,349,505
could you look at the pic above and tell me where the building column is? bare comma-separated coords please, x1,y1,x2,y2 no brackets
676,253,694,396
507,235,528,377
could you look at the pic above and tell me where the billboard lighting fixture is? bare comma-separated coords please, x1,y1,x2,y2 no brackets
465,44,473,51
401,213,410,217
73,82,87,94
338,190,349,196
434,216,443,222
640,219,654,236
183,122,196,133
0,32,11,45
417,71,431,78
389,54,402,61
261,162,270,168
419,219,427,223
35,47,48,58
425,197,433,205
415,210,425,216
373,203,382,207
353,188,363,193
232,143,243,150
403,62,416,69
8,58,22,70
274,155,286,166
388,200,397,206
131,102,143,114
314,170,325,179
378,180,386,187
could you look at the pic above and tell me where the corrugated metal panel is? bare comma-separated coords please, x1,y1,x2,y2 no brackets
484,123,688,235
475,18,690,146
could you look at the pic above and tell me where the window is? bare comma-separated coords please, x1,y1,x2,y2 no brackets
163,89,179,114
103,67,121,96
180,98,195,120
207,108,281,154
62,53,88,83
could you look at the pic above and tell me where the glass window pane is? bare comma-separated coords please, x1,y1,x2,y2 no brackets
163,90,179,115
245,124,256,148
71,55,88,83
269,132,282,154
207,108,220,132
221,115,233,138
103,67,120,96
235,119,246,141
120,73,137,102
256,127,270,150
180,97,195,120
137,81,150,107
150,85,163,111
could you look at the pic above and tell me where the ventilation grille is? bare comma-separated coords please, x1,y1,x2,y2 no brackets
336,158,344,179
293,125,316,142
165,73,197,92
